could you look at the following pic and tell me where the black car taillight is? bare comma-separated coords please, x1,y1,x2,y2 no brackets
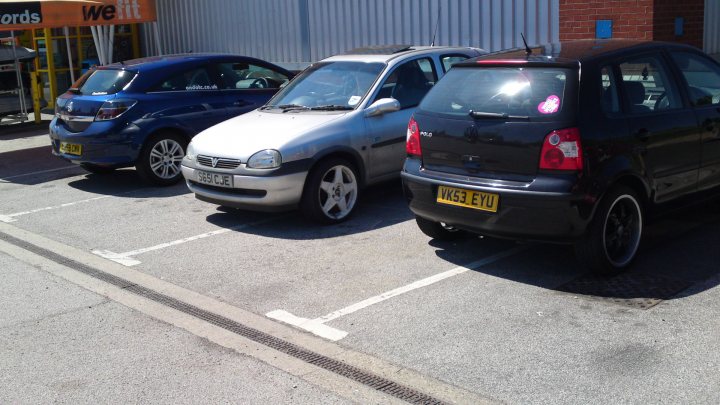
539,127,583,171
95,99,137,121
406,115,421,157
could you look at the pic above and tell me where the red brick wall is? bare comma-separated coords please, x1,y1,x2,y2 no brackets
559,0,704,48
559,0,654,41
653,0,704,48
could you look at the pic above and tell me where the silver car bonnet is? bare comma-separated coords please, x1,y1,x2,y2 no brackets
190,110,348,161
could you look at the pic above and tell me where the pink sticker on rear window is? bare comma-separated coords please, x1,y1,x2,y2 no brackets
538,95,561,114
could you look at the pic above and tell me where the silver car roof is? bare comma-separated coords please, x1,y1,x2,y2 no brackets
320,46,485,65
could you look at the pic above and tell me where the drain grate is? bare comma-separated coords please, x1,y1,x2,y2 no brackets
0,231,446,405
557,272,693,309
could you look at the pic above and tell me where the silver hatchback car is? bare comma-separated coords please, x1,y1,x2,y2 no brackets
181,45,484,223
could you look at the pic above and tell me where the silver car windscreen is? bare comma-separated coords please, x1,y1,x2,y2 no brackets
267,61,385,109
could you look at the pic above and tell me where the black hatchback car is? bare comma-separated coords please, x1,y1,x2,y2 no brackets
402,40,720,274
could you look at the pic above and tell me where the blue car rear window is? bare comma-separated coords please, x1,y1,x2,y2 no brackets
78,69,136,95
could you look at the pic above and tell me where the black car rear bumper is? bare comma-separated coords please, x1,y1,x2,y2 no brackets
401,164,593,243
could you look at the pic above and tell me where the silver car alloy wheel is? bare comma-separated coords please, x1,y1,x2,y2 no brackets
318,165,358,220
149,139,184,180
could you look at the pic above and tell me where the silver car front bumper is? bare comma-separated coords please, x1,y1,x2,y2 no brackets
181,164,307,212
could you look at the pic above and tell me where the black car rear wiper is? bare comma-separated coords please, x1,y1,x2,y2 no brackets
468,110,529,120
308,105,353,111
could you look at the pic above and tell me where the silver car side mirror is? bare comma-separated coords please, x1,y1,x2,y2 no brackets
365,98,400,117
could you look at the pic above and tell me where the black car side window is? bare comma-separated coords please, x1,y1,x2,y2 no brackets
600,65,620,115
154,67,218,92
618,55,682,114
669,52,720,107
374,58,437,109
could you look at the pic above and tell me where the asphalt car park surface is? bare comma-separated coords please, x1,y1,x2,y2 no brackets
2,133,720,404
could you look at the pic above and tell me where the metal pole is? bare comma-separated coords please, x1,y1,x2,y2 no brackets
90,26,104,65
153,21,163,56
10,31,27,120
99,25,107,64
63,26,76,83
108,25,115,64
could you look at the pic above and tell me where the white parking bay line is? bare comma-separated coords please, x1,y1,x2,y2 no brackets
93,215,288,266
0,195,112,223
0,166,79,183
267,244,530,341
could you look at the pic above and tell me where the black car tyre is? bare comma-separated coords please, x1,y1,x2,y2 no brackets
136,132,187,186
80,163,116,174
301,158,359,224
415,215,466,241
575,186,643,275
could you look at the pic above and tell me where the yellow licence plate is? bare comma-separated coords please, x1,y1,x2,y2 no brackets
59,142,82,156
437,185,499,213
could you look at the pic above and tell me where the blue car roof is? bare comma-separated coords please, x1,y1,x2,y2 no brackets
97,53,273,72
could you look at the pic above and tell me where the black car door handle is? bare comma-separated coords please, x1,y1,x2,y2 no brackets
634,128,650,141
233,100,253,107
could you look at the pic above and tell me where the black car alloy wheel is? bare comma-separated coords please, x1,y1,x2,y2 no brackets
602,193,642,268
575,186,643,274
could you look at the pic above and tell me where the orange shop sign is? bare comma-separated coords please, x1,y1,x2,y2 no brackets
0,0,157,30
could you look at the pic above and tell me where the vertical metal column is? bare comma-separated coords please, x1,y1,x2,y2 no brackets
298,0,311,64
9,31,27,121
44,28,58,108
63,26,76,83
153,22,163,56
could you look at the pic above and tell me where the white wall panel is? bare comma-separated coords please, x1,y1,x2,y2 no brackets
142,0,560,67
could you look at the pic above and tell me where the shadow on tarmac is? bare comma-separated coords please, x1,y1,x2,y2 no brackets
0,146,85,185
432,198,720,303
205,179,414,240
0,143,188,199
66,169,191,198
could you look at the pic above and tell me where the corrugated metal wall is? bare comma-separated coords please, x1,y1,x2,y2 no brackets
705,0,720,54
142,0,560,67
143,0,306,63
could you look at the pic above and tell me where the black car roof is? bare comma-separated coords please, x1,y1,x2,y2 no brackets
457,39,701,67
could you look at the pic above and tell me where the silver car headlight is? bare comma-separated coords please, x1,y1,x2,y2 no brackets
184,143,197,161
247,149,282,169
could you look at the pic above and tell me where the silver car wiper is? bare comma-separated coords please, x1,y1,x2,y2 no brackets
308,105,353,111
276,104,310,112
468,110,529,120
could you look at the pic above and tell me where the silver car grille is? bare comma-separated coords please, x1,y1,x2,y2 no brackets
197,155,242,169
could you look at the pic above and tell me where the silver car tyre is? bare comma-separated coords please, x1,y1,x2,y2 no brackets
301,158,359,224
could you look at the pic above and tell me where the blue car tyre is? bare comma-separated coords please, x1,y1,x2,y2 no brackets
300,158,359,224
136,131,188,186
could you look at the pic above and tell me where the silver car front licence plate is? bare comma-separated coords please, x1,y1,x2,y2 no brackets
196,170,233,188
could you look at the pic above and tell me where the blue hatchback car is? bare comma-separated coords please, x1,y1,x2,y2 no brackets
49,54,293,185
